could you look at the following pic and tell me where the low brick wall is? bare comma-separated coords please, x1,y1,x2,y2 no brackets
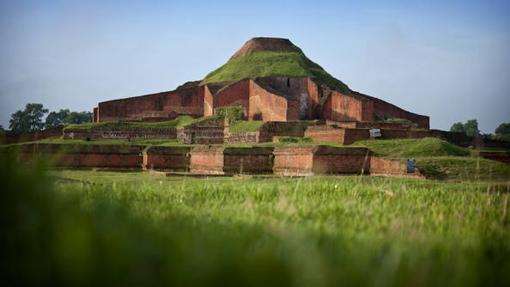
10,144,144,169
224,131,260,144
63,128,177,140
177,118,226,144
273,146,370,176
190,146,274,175
142,146,191,171
1,127,63,144
258,121,316,142
224,147,274,174
369,157,423,177
305,126,369,144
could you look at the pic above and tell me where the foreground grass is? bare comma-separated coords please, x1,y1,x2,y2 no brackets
3,155,509,286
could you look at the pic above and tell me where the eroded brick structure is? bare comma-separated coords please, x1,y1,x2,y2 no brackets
93,38,429,129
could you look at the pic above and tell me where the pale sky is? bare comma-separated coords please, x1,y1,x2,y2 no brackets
1,0,509,132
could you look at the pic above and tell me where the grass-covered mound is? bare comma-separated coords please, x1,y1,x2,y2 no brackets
202,51,350,94
64,115,197,131
354,137,470,158
417,156,510,181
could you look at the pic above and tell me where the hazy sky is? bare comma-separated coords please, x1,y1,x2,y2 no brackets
1,0,509,132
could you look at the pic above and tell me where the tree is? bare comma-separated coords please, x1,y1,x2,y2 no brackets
0,125,5,135
449,119,479,137
67,111,93,124
464,119,479,137
45,110,92,128
450,122,465,133
9,103,48,133
45,109,70,128
495,123,510,136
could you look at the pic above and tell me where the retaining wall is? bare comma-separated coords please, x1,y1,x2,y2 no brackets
273,146,370,176
63,128,177,140
142,146,191,171
190,146,274,175
11,144,144,169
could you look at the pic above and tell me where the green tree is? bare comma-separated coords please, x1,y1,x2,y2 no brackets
9,103,48,133
450,122,465,133
67,111,93,124
495,123,510,136
45,109,70,128
0,125,5,135
464,119,479,137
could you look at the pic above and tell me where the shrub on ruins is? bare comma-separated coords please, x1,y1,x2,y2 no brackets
214,106,244,121
9,103,48,133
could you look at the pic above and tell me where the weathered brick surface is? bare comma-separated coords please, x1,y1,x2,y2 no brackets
64,128,177,140
223,147,274,174
273,146,370,176
142,146,191,171
370,157,423,177
305,126,369,144
214,80,250,118
258,121,315,142
479,152,510,165
13,144,143,169
0,127,63,144
224,131,260,144
322,91,367,122
190,146,274,175
177,118,226,144
249,80,290,121
190,146,225,174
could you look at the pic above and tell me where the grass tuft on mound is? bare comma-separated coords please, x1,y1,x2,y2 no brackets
202,51,350,94
354,137,470,158
228,121,264,132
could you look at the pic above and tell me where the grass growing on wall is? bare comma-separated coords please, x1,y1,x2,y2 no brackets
353,137,470,157
3,153,510,286
202,51,350,93
228,121,264,132
64,115,197,131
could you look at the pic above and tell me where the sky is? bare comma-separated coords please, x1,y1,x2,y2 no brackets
0,0,509,132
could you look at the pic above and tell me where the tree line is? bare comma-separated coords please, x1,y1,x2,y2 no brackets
449,119,510,141
1,103,92,134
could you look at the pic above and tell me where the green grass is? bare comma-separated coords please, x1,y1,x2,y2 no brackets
202,51,350,93
64,115,197,131
3,153,510,286
354,137,470,158
229,120,264,132
417,156,510,181
383,117,414,124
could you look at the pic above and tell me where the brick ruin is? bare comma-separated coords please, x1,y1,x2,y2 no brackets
92,37,429,130
8,143,422,177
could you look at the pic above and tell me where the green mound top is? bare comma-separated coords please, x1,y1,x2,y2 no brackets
202,37,351,94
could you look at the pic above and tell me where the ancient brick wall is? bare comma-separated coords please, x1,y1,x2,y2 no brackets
0,127,63,144
63,128,177,140
273,146,370,176
214,80,250,118
273,146,315,176
177,118,226,144
365,95,429,129
98,86,205,122
322,91,366,122
223,147,274,174
93,107,99,123
313,146,370,174
249,80,289,121
204,85,214,117
13,144,143,169
370,157,423,177
258,121,314,142
142,146,191,171
479,152,510,165
224,131,260,144
190,146,225,174
305,126,344,143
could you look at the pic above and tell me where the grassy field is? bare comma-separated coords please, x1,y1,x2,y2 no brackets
2,152,510,286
